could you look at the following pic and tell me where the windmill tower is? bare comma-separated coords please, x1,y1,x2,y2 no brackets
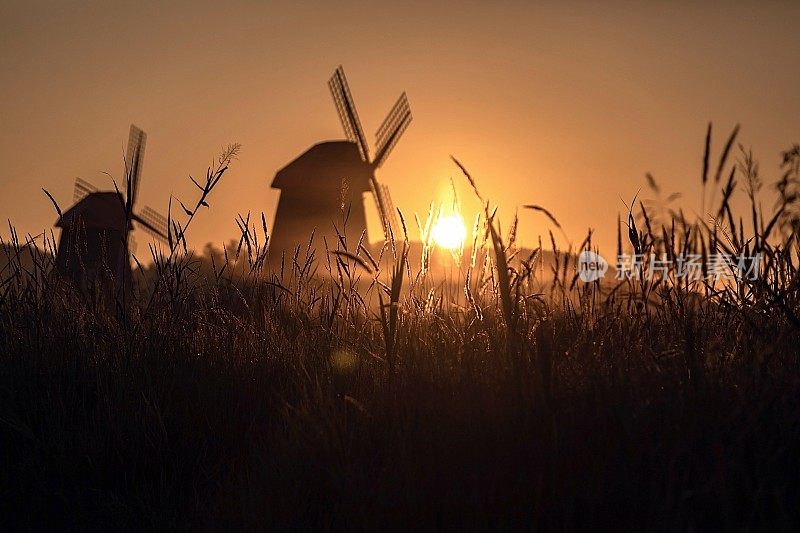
55,125,168,296
269,66,412,261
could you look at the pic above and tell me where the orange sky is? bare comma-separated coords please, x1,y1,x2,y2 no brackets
1,1,798,256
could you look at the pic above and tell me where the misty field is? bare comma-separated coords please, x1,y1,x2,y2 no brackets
2,136,800,530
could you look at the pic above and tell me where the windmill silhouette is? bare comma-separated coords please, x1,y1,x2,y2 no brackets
55,125,167,296
269,66,412,261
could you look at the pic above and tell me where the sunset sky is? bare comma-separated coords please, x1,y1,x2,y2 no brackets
1,1,798,255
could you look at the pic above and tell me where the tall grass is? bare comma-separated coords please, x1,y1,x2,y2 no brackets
1,129,800,529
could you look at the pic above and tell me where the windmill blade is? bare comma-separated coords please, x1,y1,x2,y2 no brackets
133,206,168,241
328,66,369,161
369,178,388,235
370,178,399,240
375,92,411,150
372,92,412,169
125,124,147,208
380,183,400,239
73,177,98,203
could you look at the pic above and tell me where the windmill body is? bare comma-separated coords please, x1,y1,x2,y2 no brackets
268,66,412,262
55,191,133,293
53,125,167,298
270,141,372,259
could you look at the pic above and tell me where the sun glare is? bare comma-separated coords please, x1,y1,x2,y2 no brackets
431,214,467,250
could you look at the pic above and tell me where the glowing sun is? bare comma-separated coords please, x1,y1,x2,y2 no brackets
431,214,467,250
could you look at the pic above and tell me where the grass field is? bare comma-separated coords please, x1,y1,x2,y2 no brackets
2,133,800,530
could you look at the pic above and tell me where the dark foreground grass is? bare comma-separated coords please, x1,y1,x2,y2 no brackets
2,133,800,530
2,294,799,530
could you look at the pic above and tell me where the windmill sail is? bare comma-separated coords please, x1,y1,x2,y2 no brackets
369,178,388,236
329,66,370,161
370,178,400,240
73,177,98,203
125,125,146,208
373,92,412,169
133,205,168,241
380,183,400,239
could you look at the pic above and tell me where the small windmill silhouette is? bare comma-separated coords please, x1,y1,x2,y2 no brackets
269,66,412,260
55,125,167,296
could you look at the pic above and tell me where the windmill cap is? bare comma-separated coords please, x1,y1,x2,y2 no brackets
56,191,133,231
272,141,373,191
